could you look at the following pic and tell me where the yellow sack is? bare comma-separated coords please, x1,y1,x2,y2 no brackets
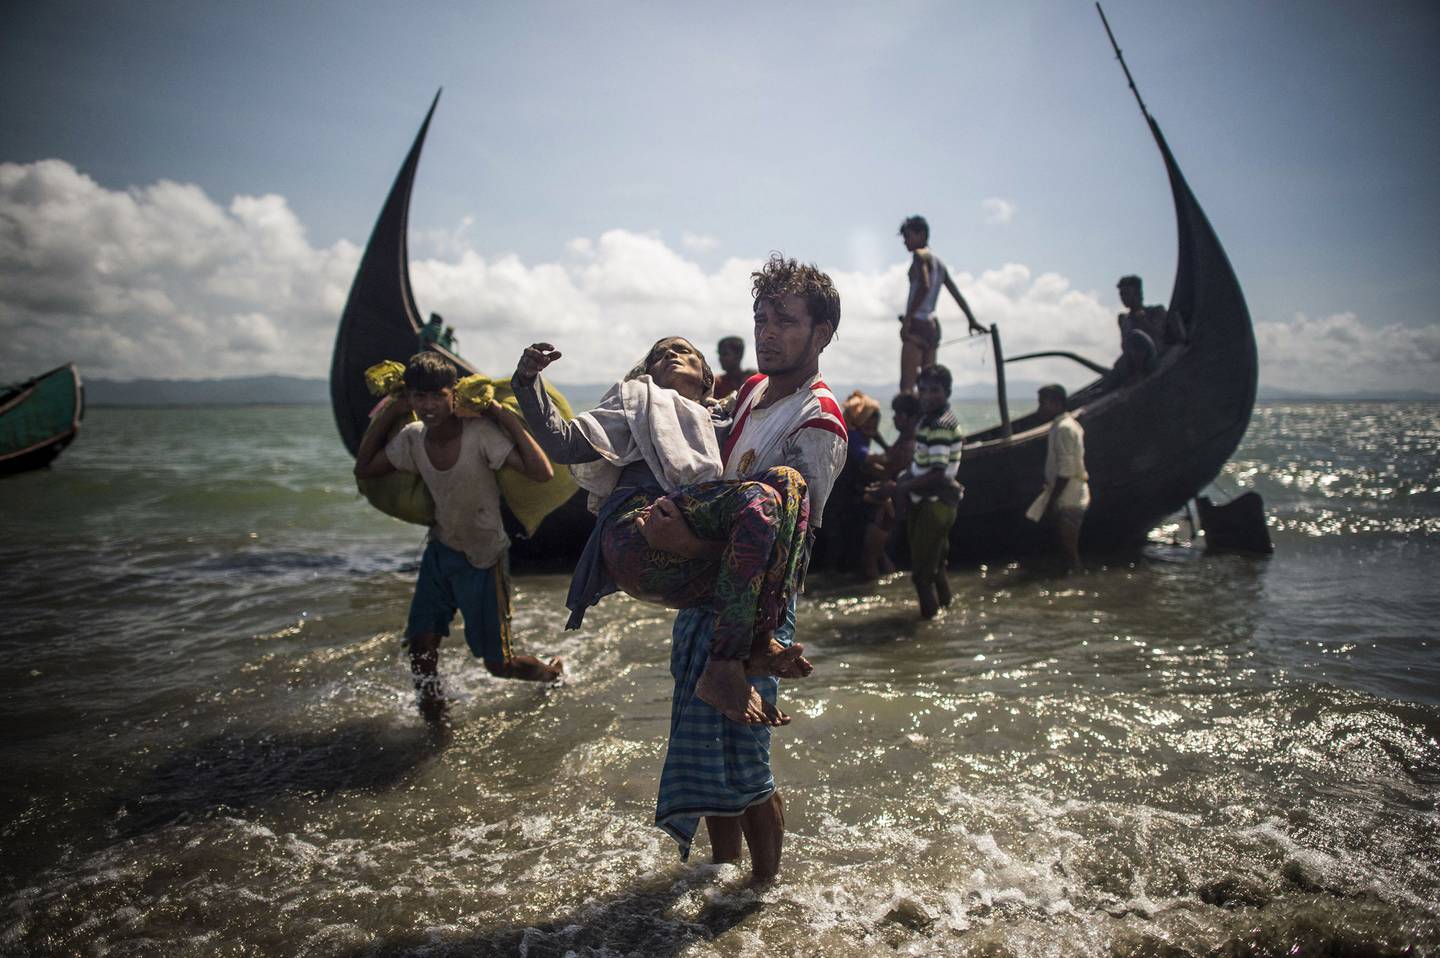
356,371,578,537
487,377,579,537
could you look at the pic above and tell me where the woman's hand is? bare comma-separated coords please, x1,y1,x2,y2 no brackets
515,342,562,386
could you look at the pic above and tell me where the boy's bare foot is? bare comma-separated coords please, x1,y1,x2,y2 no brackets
418,689,449,723
745,637,812,678
415,676,447,722
491,654,565,682
408,633,447,720
697,658,777,725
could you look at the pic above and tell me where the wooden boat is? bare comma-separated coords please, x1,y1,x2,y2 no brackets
332,27,1257,569
0,363,85,476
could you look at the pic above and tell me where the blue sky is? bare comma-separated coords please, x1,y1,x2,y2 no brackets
2,0,1437,394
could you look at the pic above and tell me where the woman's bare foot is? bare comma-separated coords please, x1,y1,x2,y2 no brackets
697,658,787,725
762,701,791,726
745,637,812,678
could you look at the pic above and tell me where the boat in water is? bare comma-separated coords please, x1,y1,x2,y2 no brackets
0,363,85,477
330,31,1257,568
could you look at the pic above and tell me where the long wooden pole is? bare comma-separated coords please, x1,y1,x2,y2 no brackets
1096,3,1151,120
991,323,1012,437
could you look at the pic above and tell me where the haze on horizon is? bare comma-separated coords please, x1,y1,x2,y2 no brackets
1,1,1437,397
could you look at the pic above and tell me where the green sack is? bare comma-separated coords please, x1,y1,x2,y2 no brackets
357,471,435,526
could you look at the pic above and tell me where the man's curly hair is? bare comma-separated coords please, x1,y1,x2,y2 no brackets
750,253,841,332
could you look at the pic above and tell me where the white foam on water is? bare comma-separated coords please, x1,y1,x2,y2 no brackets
218,816,276,840
517,813,555,842
298,922,369,956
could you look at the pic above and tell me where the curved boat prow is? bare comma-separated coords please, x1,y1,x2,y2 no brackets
330,90,442,456
1148,115,1258,448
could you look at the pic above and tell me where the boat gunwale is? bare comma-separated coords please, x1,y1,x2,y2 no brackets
961,344,1189,455
0,383,38,419
0,426,81,464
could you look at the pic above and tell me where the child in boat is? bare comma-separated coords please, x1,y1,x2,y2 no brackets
354,351,562,720
511,336,810,726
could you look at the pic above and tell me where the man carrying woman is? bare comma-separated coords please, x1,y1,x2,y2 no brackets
641,254,848,882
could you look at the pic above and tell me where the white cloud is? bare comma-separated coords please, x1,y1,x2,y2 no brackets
681,231,720,252
412,214,475,259
0,159,357,381
981,196,1016,225
1256,312,1440,394
2,159,1433,399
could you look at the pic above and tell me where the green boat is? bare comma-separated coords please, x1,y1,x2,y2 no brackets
0,363,85,476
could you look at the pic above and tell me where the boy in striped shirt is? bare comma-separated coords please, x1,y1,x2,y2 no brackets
896,364,964,618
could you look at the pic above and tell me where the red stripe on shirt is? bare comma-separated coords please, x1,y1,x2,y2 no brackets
722,374,769,465
784,380,848,442
794,416,848,442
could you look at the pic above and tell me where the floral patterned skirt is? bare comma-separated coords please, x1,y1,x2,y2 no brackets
600,466,808,660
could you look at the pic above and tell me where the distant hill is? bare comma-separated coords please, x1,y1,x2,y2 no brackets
83,375,1439,407
1256,385,1440,402
88,376,329,405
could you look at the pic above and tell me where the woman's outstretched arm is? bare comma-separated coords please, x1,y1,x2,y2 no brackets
511,342,602,464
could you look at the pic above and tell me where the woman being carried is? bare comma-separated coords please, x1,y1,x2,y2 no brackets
512,336,810,725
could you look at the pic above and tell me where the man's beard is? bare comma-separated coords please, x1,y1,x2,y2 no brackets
756,332,819,376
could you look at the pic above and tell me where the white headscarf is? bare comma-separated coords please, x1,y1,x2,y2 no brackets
569,353,722,509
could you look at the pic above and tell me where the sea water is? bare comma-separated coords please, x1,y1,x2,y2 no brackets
1,402,1437,956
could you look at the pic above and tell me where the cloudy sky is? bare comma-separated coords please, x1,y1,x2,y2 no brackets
2,0,1437,395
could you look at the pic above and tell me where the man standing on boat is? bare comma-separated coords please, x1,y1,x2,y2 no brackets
641,253,848,883
1026,383,1089,569
897,215,985,394
419,312,446,351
